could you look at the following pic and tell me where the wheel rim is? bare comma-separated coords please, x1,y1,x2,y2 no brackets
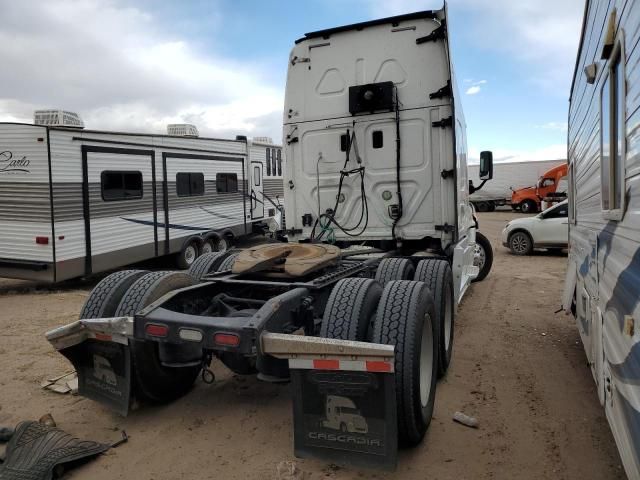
522,202,531,213
443,284,453,350
185,245,197,265
201,242,212,254
419,313,434,408
474,243,486,270
511,234,529,254
215,237,228,252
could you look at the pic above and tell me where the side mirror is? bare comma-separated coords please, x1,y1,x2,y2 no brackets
479,151,493,180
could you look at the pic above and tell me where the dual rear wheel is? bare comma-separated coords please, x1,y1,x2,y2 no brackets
321,262,451,446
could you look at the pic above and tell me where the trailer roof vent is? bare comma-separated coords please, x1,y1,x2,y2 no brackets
253,136,273,144
167,124,199,137
33,110,84,128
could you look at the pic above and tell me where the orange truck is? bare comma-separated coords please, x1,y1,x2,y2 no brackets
510,163,567,213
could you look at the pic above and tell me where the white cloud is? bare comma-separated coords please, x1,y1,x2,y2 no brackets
464,79,486,95
537,122,568,132
0,0,284,140
466,86,481,95
468,144,567,164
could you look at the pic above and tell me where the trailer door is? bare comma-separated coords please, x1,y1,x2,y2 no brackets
251,161,264,219
82,146,157,275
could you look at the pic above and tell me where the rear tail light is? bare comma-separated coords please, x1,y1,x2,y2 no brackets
214,333,240,347
145,324,168,337
35,236,49,245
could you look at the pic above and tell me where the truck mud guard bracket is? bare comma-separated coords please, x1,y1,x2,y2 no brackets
262,333,398,470
46,317,134,416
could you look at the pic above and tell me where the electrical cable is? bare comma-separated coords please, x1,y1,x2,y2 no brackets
391,87,403,241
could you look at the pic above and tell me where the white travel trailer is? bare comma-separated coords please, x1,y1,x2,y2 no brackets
0,121,284,282
565,0,640,478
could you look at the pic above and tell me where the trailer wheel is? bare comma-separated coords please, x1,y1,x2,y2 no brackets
520,199,537,214
371,280,438,446
472,232,493,282
320,278,383,341
115,271,200,403
176,239,200,269
188,252,229,281
375,258,414,285
202,233,230,254
415,259,454,377
79,270,148,319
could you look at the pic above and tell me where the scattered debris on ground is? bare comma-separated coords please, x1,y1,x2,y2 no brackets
452,411,479,429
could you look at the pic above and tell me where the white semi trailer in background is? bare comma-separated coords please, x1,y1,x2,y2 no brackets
46,5,494,469
467,159,566,211
564,0,640,478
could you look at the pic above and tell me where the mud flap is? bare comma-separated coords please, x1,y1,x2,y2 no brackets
261,332,398,470
291,368,397,470
59,339,132,416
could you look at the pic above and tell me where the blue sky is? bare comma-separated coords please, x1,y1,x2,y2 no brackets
0,0,584,162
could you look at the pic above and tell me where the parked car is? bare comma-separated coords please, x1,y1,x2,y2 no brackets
501,200,568,255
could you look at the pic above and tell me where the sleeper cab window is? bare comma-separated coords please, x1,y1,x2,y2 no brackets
600,42,626,218
176,172,205,197
372,130,383,149
101,171,143,201
266,148,271,176
216,173,238,193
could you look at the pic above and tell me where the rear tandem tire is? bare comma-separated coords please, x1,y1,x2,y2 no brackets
414,259,455,377
79,269,149,319
176,239,200,270
115,271,200,403
371,280,438,446
320,278,383,341
188,251,229,281
375,258,415,285
217,252,239,272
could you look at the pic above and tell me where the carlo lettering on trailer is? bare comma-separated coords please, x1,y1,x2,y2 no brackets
0,151,30,174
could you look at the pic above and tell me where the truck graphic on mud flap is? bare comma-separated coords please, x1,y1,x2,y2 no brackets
321,396,368,434
92,354,117,386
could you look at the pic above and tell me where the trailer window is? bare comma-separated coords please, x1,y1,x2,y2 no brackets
277,149,282,176
176,172,204,197
216,173,238,193
254,165,261,186
600,44,626,218
266,149,271,176
272,148,278,176
101,171,143,201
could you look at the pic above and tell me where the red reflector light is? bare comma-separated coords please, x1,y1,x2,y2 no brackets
35,236,49,245
313,359,340,370
366,360,392,373
145,324,168,337
213,333,240,347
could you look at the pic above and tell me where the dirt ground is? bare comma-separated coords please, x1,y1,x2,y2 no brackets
0,211,626,479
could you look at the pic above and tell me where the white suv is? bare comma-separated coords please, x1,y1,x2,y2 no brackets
501,200,568,255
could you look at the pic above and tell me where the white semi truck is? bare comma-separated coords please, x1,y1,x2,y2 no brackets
46,5,494,469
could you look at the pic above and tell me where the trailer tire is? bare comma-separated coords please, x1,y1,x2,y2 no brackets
320,278,383,341
176,239,200,270
371,280,438,446
188,252,229,281
375,258,414,285
115,271,200,403
520,199,537,214
79,270,149,319
415,259,454,377
472,232,493,282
